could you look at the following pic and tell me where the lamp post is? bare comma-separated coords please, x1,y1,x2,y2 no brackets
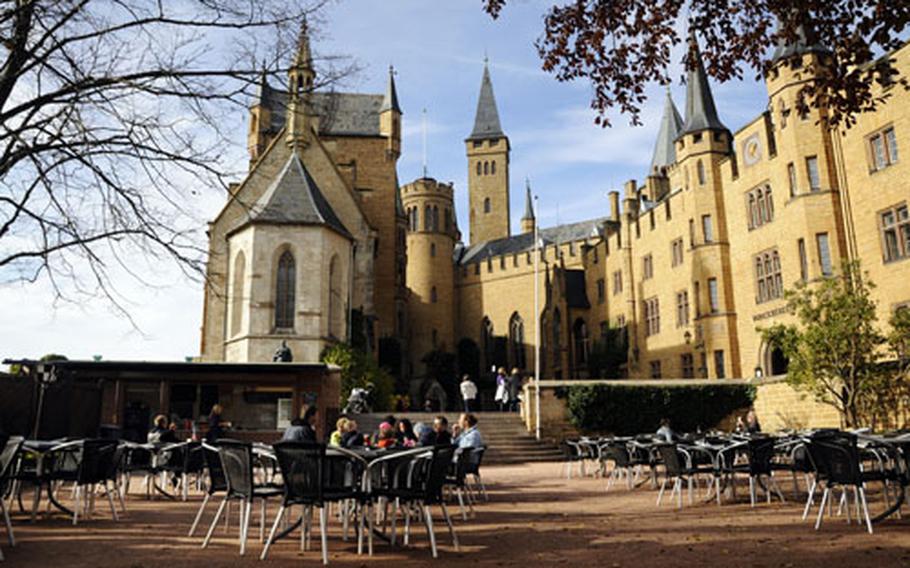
533,195,541,442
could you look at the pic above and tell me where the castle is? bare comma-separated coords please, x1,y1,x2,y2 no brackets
200,23,910,403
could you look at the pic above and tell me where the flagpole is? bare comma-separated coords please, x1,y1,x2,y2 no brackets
534,195,541,441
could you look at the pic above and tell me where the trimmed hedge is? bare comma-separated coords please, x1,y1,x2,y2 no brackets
567,384,756,435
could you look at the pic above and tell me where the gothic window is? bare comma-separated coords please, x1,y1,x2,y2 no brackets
424,205,432,231
509,312,526,370
483,161,489,175
329,255,343,338
491,160,496,175
481,317,495,370
476,161,482,176
552,308,562,368
430,243,436,257
274,249,296,329
484,197,491,214
573,318,589,369
431,286,438,303
444,208,451,232
697,160,706,185
432,206,439,231
230,251,245,336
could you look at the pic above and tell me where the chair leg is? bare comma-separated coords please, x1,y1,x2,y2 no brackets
814,487,829,531
356,503,364,555
319,506,329,565
202,497,228,549
240,499,253,555
72,486,80,526
802,479,816,520
259,498,265,543
367,503,375,556
188,493,211,537
260,504,286,560
404,503,411,545
105,482,118,521
1,498,14,548
749,476,756,508
859,487,874,534
456,489,467,521
440,502,459,551
656,478,667,506
423,504,438,558
390,498,399,546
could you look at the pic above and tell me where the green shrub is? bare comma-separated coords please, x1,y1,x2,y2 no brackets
566,384,756,435
321,343,395,411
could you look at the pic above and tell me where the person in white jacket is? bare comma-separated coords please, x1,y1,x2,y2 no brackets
460,374,478,413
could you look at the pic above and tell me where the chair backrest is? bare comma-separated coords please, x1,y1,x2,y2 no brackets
201,443,228,493
0,436,24,490
323,451,363,497
656,443,685,476
273,441,325,505
184,442,205,474
745,437,776,476
78,439,120,484
217,440,255,499
422,445,454,504
606,443,632,468
464,446,485,475
123,445,155,472
450,448,469,485
810,431,862,485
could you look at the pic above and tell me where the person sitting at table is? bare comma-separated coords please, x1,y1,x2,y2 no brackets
419,416,452,446
397,418,418,447
375,422,397,449
454,413,484,449
329,417,349,446
148,414,179,444
282,405,318,442
655,418,676,443
342,419,364,448
206,404,230,442
745,410,762,434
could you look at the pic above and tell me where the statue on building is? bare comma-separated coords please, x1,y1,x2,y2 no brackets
273,340,293,362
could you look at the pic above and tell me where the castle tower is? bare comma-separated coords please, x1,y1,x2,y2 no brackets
672,31,741,378
286,18,316,148
520,179,535,234
650,89,684,175
402,177,457,383
379,66,402,161
466,61,510,244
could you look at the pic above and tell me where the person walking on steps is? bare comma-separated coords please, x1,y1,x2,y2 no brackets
461,374,478,412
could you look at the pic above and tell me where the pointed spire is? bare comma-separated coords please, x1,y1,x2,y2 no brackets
380,65,401,113
293,16,314,71
650,88,684,172
467,60,505,140
522,178,535,221
681,31,726,135
252,62,271,107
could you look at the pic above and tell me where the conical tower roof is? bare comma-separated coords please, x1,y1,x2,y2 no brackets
467,61,505,141
380,65,401,113
681,32,726,135
771,21,829,63
650,89,684,172
522,179,535,221
293,17,314,70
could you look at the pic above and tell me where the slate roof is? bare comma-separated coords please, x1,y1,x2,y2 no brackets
771,23,829,62
650,89,684,172
458,217,614,265
565,270,591,309
247,152,351,239
681,32,727,135
467,63,505,141
264,88,384,137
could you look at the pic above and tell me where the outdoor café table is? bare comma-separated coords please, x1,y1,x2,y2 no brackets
856,433,908,523
19,439,78,520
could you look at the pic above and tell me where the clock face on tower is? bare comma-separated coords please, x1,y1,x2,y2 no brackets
742,133,762,167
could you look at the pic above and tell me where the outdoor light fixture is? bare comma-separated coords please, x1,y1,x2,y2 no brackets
754,366,763,379
683,330,692,344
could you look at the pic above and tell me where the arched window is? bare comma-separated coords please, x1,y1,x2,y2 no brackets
509,312,526,370
483,197,491,214
697,160,706,185
573,318,589,371
483,161,489,175
757,188,767,224
275,249,296,329
230,251,245,336
481,317,495,371
491,160,496,175
748,194,758,228
444,208,451,232
432,206,439,231
431,286,438,303
329,255,342,338
476,162,482,176
424,205,432,231
430,243,436,257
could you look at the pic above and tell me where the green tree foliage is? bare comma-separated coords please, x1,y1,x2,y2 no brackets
863,308,910,429
321,343,394,412
567,384,755,434
761,262,888,428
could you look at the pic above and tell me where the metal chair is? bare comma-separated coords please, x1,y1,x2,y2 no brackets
188,443,228,538
0,436,24,562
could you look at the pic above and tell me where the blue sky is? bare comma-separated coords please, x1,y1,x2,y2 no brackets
0,0,772,363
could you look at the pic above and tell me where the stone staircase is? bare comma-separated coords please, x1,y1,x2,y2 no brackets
352,411,563,465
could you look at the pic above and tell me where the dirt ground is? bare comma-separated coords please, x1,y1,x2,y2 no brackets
2,461,909,567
